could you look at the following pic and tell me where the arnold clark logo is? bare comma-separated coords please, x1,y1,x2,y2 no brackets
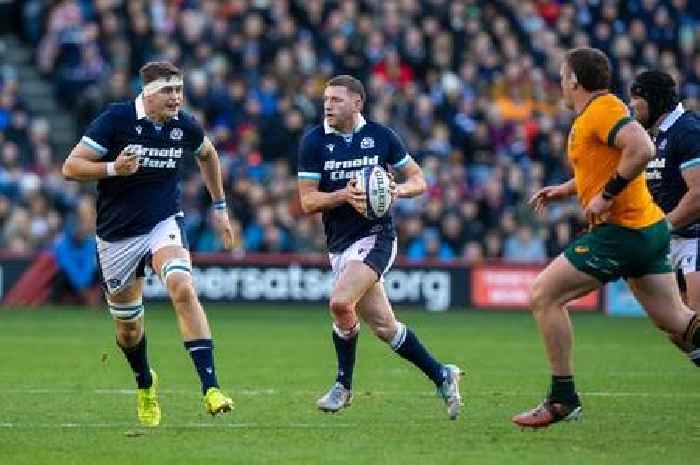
323,155,378,180
128,144,183,169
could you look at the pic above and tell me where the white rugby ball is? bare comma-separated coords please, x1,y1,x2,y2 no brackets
357,165,393,219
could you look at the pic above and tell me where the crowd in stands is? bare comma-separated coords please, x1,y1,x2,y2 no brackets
0,45,81,254
2,0,699,265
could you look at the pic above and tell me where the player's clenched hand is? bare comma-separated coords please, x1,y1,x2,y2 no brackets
583,192,612,225
114,146,141,175
212,209,236,251
528,184,571,214
345,178,366,216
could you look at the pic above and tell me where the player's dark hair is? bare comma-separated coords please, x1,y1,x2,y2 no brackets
326,75,366,103
565,48,612,92
139,61,182,84
631,70,679,129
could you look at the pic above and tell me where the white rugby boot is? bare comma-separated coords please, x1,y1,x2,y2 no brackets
316,382,353,413
437,364,464,420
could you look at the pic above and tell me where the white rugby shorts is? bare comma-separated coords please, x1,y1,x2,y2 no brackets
670,236,700,275
329,234,397,284
96,213,188,295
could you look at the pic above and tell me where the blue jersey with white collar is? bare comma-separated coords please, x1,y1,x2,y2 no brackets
646,104,700,237
297,116,412,253
80,96,204,241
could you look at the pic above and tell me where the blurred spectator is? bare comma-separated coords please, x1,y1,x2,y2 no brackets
462,241,485,266
51,194,98,305
546,221,573,258
484,230,504,260
503,224,547,263
407,228,456,262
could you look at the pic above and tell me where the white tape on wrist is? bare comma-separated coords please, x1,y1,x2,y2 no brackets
106,161,117,177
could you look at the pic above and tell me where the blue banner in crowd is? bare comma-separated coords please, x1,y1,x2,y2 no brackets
605,279,645,317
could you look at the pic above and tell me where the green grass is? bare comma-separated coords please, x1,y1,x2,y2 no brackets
0,305,698,465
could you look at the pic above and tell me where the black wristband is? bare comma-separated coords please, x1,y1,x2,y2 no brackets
602,173,631,199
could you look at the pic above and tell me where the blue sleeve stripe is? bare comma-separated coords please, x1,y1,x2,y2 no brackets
194,140,205,157
392,154,412,169
680,157,700,171
298,172,321,180
80,136,108,156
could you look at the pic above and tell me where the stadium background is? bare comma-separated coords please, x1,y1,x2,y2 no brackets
0,2,699,464
0,0,697,311
1,0,698,310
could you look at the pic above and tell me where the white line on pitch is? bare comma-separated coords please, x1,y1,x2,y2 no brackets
2,388,700,399
0,422,354,429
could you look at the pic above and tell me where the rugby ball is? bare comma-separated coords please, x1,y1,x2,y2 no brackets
357,165,393,219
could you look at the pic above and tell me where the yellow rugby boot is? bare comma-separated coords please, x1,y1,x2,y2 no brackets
137,370,161,427
203,387,234,416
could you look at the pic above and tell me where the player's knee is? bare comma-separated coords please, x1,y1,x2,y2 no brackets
329,296,356,327
329,296,353,316
529,279,554,312
168,275,197,306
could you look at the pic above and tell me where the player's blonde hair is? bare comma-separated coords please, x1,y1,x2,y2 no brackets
326,75,366,104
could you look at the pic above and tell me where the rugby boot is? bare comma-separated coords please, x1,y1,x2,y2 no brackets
204,387,234,416
437,364,464,420
512,396,582,429
137,369,161,427
316,382,353,413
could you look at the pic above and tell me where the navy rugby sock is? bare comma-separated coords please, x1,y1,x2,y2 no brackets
184,339,219,394
391,323,446,386
332,326,358,390
549,375,579,404
119,334,153,389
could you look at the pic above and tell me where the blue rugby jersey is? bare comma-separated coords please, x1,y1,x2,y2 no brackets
645,103,700,237
80,95,204,241
297,115,412,253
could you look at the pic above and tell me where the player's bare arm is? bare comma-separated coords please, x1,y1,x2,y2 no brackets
196,137,235,250
390,159,426,200
666,166,700,230
584,121,654,223
298,178,361,214
62,144,140,182
529,179,577,214
610,120,655,178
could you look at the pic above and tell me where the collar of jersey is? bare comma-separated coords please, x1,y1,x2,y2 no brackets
657,102,684,132
575,91,609,119
323,114,366,135
135,94,179,122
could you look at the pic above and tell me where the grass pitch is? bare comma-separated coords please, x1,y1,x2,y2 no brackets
0,305,698,465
